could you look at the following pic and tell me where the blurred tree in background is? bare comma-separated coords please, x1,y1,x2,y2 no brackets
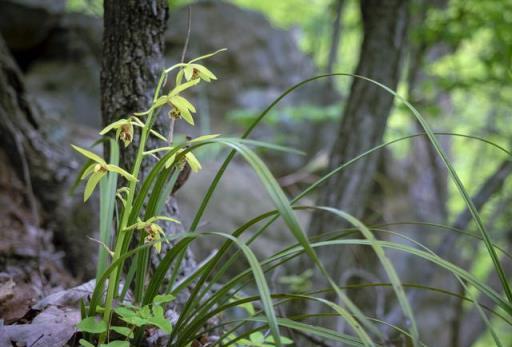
1,0,511,346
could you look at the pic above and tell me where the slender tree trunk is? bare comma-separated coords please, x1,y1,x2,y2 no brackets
376,2,512,343
309,0,409,237
306,3,409,305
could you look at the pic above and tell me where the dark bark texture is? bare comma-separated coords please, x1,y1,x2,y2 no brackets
101,0,195,275
0,34,96,277
0,35,72,215
0,33,74,323
101,0,168,157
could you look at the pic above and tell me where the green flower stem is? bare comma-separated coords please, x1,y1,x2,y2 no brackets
99,70,168,344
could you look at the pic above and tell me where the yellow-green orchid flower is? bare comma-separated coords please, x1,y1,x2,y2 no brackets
143,223,165,253
170,149,202,172
71,145,137,201
125,216,180,253
172,48,226,85
143,134,221,171
99,119,135,147
149,78,199,126
145,146,201,171
167,94,196,125
100,116,168,146
178,63,217,83
134,49,226,122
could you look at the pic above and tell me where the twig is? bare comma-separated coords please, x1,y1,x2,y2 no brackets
168,117,176,144
180,6,192,65
168,6,192,145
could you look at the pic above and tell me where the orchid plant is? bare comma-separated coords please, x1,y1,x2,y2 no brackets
68,44,505,347
73,50,231,346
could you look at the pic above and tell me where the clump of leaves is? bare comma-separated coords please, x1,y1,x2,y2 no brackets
71,46,512,347
78,295,174,347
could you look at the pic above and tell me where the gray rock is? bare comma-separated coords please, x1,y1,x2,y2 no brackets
177,161,310,262
11,1,338,159
24,13,102,127
166,2,340,167
0,0,66,51
0,306,79,347
166,1,317,128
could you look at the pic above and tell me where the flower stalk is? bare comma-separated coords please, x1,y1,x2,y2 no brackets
71,49,225,345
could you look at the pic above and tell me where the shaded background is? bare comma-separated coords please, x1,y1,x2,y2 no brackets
0,0,511,346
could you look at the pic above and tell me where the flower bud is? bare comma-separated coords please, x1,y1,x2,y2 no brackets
169,107,181,120
119,123,134,147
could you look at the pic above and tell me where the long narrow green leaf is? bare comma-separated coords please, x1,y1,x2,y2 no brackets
307,240,511,315
314,206,419,346
96,139,120,279
214,140,379,344
204,232,283,347
187,71,512,305
171,139,378,345
351,74,512,303
175,131,510,343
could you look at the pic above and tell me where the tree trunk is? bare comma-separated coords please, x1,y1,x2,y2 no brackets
309,0,409,237
326,0,345,76
0,33,99,278
0,33,74,323
0,35,72,217
101,0,168,164
101,0,195,280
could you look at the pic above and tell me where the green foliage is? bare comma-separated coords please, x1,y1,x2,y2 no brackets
66,0,102,15
77,317,108,334
229,104,340,126
114,303,172,333
71,45,512,347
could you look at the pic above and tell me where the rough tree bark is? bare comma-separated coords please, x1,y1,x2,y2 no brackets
305,3,409,313
101,0,168,163
0,35,72,218
101,1,195,279
0,33,74,323
309,0,409,238
0,33,97,276
379,1,454,342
